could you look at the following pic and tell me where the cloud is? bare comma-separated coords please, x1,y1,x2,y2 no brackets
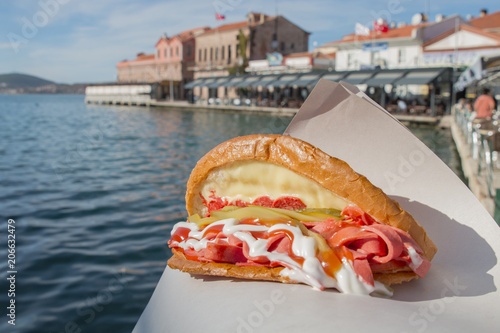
1,0,499,83
0,0,217,82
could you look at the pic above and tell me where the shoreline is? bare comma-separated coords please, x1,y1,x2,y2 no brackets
85,98,442,124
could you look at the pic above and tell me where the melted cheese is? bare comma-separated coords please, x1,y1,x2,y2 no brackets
200,161,348,210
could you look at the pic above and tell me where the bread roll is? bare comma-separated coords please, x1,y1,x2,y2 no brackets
170,134,437,287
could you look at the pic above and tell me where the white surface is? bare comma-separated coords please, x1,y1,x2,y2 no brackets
133,79,500,333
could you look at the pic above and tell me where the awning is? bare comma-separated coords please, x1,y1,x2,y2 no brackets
206,77,228,88
224,76,244,87
198,78,216,87
236,76,260,88
222,77,239,87
342,72,374,85
269,74,299,88
184,78,205,89
249,75,281,88
363,71,407,86
393,70,444,85
321,73,347,83
293,73,322,87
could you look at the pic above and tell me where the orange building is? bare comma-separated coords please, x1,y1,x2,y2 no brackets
192,12,310,78
116,12,310,100
117,27,208,99
191,12,310,100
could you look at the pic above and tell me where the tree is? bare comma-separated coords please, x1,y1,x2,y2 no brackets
229,29,248,75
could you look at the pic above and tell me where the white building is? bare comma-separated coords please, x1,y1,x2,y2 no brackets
423,20,500,68
326,16,469,71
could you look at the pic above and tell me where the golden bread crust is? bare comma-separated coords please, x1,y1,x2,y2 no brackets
168,249,294,284
185,134,437,262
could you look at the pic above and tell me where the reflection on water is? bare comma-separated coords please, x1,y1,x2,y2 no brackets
0,94,463,332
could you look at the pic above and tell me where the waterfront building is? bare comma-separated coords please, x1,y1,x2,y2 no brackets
315,10,500,113
469,9,500,35
191,12,310,100
327,15,468,71
423,22,500,68
117,27,209,100
446,10,500,98
116,53,156,83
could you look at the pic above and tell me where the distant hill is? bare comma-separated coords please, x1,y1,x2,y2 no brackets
0,73,88,94
0,73,55,89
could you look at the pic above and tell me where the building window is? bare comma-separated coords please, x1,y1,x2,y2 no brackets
210,47,213,61
164,48,167,58
236,44,239,57
291,42,295,50
157,49,160,58
228,45,232,63
198,48,202,61
176,46,179,56
204,48,207,61
215,46,219,61
221,45,225,60
170,48,173,57
398,48,406,64
280,42,285,51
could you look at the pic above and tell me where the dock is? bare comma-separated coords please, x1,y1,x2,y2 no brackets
451,110,500,220
86,97,441,124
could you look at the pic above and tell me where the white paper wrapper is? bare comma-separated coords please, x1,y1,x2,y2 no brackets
133,79,500,332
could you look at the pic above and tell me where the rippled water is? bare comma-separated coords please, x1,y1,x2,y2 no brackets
0,94,463,332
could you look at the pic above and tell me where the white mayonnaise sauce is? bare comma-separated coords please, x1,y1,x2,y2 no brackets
407,246,424,272
170,219,393,296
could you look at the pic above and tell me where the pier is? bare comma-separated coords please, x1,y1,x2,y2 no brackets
86,97,442,124
451,110,500,221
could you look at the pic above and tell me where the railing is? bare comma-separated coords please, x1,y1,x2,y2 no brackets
84,94,153,105
454,108,500,197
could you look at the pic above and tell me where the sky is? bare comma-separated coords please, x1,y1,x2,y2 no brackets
1,0,499,84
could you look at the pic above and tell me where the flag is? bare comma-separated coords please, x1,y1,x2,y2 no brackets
374,20,389,33
355,22,370,36
215,12,225,20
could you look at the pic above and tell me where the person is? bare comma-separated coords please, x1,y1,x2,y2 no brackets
397,99,407,113
455,98,466,113
474,88,495,119
465,99,474,116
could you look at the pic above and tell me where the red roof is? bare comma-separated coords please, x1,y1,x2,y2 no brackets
325,23,426,45
284,51,312,59
136,53,155,61
423,24,500,48
202,13,274,35
177,26,210,41
202,21,250,35
155,26,210,47
469,10,500,30
117,53,155,67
